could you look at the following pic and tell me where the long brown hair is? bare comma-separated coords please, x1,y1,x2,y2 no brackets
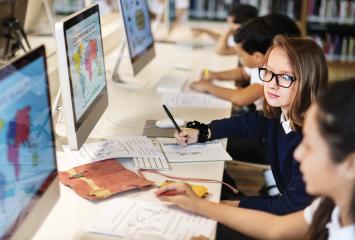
262,35,328,130
308,79,355,239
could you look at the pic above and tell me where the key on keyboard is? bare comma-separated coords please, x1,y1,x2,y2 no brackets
133,156,170,170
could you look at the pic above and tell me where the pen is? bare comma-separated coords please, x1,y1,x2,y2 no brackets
163,104,182,133
156,189,186,196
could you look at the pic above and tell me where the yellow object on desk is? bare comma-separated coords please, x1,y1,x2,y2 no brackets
160,180,209,198
204,68,209,79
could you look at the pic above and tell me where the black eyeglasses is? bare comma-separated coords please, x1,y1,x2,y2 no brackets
258,67,296,88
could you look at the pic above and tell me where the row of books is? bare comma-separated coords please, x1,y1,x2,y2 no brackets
308,0,355,24
311,33,355,62
238,0,300,19
188,0,301,21
189,0,230,20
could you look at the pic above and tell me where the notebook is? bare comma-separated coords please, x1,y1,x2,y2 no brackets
157,138,232,163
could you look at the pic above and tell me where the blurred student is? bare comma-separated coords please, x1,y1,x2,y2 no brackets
156,79,355,240
192,13,301,110
191,3,257,55
172,36,329,215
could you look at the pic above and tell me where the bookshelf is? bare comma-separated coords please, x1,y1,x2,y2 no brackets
304,0,355,80
187,0,355,80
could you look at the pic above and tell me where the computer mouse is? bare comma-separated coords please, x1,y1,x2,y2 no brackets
155,118,185,128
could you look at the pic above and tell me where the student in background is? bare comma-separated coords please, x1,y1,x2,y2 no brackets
172,36,329,215
192,13,301,110
191,3,257,55
156,79,355,240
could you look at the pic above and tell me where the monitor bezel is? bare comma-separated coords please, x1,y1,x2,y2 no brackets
0,45,58,239
55,3,108,149
118,0,156,75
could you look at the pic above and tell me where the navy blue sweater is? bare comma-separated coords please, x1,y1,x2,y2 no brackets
209,111,312,215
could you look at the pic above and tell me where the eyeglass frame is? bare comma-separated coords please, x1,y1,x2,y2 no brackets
258,67,296,88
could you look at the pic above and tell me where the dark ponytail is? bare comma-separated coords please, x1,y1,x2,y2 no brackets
308,78,355,239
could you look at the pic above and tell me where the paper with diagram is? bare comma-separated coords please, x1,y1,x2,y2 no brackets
157,138,232,162
63,136,165,163
85,198,215,240
161,92,232,108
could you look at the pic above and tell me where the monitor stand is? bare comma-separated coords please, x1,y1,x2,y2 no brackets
110,38,147,90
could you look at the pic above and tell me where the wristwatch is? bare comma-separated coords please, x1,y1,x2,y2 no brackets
186,121,210,143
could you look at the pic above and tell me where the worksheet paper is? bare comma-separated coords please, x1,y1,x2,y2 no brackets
63,136,165,163
157,138,232,162
161,92,232,108
85,198,215,240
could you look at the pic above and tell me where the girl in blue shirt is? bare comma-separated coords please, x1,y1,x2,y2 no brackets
171,35,328,215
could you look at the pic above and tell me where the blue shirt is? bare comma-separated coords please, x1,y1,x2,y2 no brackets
209,111,312,215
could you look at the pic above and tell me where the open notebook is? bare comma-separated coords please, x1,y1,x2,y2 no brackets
157,138,232,163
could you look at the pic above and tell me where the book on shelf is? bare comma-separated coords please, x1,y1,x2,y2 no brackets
311,33,355,62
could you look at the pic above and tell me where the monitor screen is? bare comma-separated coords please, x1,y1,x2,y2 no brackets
55,4,108,149
64,7,107,126
0,45,57,238
119,0,154,63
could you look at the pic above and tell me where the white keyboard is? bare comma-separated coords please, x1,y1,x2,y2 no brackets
156,74,187,93
133,156,170,170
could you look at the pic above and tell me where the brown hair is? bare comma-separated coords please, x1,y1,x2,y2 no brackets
307,78,355,239
262,35,328,130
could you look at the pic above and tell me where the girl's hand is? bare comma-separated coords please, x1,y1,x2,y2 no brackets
190,80,212,93
174,128,199,146
155,182,203,212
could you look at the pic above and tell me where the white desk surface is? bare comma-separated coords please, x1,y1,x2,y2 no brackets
29,19,237,240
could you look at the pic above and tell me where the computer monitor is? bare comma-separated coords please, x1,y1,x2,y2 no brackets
55,3,108,150
0,45,59,239
117,0,155,75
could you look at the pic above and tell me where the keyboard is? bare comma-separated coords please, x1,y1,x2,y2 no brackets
156,74,187,93
133,156,170,170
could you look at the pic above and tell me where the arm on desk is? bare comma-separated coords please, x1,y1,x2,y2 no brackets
200,68,250,87
209,111,268,140
215,28,237,56
190,82,263,107
191,27,221,41
156,183,309,240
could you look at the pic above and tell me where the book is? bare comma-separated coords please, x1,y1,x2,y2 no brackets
157,137,232,163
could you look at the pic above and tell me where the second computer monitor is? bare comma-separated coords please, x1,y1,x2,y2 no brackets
55,4,108,150
118,0,155,75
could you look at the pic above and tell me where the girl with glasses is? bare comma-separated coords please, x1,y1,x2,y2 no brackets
171,35,328,216
157,79,355,240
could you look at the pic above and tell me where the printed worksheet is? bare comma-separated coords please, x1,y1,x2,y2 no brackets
85,198,215,240
157,138,232,162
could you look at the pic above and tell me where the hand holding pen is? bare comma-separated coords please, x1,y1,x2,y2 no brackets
163,105,199,146
174,128,199,146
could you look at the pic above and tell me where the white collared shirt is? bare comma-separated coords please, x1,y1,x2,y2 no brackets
280,114,293,134
304,198,355,240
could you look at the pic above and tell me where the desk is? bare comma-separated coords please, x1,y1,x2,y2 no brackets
29,19,237,240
